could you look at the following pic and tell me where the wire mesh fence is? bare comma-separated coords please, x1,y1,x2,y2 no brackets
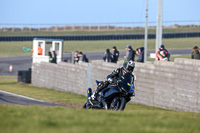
0,20,200,33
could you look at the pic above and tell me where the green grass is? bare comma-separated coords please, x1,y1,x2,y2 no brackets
0,37,198,57
0,76,85,104
0,76,200,133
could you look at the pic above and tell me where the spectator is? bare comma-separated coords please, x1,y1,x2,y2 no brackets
124,45,135,61
74,51,79,64
38,44,43,55
48,51,53,63
79,52,89,63
156,45,170,61
137,47,144,63
29,44,43,55
112,46,119,63
136,48,140,56
52,51,57,64
103,49,113,62
160,44,170,61
191,46,200,60
156,48,168,61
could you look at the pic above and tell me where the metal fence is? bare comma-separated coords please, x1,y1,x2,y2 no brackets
0,20,200,32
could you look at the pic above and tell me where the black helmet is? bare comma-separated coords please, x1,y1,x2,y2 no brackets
160,44,165,49
123,60,135,73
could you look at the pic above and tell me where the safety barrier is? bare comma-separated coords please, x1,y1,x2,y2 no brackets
0,32,200,41
32,59,200,113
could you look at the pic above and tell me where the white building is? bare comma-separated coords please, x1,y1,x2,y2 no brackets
32,38,63,63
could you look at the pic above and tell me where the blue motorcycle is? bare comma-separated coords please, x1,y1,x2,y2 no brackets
83,74,135,111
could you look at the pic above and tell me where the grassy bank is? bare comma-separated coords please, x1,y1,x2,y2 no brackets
0,37,198,57
0,76,200,133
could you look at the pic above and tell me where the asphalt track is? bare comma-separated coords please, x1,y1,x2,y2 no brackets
0,49,191,76
0,90,64,106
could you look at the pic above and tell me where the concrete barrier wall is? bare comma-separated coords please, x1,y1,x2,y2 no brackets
32,58,200,113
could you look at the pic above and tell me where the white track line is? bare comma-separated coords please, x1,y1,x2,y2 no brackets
0,90,45,103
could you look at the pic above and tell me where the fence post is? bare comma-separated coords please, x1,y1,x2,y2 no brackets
98,24,100,31
38,24,40,31
45,25,48,31
55,25,58,31
81,24,83,31
131,22,134,30
87,64,92,89
199,21,200,27
21,25,24,31
12,25,14,32
29,25,31,31
89,24,91,31
71,52,74,64
3,24,6,32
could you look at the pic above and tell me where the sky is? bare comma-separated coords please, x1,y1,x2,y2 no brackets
0,0,200,25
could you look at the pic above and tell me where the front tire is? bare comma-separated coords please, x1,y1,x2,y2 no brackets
82,100,87,109
83,100,92,109
109,97,126,111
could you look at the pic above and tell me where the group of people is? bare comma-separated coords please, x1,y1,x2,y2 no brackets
124,45,145,63
103,46,120,63
103,45,145,63
74,44,172,64
74,51,89,64
191,46,200,59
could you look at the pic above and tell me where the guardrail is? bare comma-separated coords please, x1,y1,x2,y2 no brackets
0,32,200,41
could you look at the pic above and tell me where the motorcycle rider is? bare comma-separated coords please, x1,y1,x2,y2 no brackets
91,60,135,100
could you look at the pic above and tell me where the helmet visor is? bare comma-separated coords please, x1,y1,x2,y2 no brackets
127,65,134,72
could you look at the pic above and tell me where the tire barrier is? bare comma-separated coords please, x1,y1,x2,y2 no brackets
18,68,31,83
0,32,200,41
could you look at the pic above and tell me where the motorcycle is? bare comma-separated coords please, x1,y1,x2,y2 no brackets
83,74,135,111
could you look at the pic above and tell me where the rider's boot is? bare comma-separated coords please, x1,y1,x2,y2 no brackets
90,91,98,101
90,81,109,100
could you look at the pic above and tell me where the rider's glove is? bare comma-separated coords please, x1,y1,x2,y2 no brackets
108,78,113,83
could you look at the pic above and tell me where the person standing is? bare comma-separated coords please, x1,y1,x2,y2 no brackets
38,44,43,55
48,51,53,63
191,46,200,60
124,45,135,61
74,51,79,64
52,51,57,64
112,46,119,63
103,49,113,62
78,52,89,63
137,47,144,63
156,48,168,61
160,44,170,61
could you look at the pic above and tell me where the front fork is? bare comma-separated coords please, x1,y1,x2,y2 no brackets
87,88,92,98
111,97,119,108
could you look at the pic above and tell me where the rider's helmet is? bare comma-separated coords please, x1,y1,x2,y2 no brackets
123,60,135,74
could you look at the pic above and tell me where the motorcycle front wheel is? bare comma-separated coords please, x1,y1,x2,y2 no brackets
109,97,126,111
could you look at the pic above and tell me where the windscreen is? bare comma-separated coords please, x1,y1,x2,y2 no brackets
119,74,134,92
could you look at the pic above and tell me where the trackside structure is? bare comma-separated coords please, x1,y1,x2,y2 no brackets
32,59,200,113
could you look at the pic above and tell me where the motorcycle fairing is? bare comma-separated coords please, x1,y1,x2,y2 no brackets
102,85,120,102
